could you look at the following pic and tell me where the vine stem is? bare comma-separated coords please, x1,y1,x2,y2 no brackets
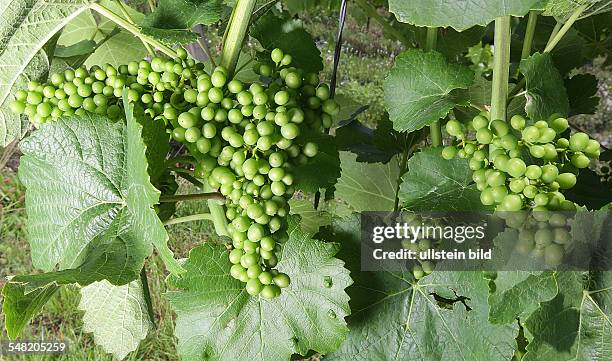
521,11,539,59
159,192,225,203
114,0,155,56
491,16,511,122
353,0,411,46
140,267,155,327
163,213,214,226
544,5,587,52
425,27,442,146
90,3,177,58
219,0,257,74
507,5,587,102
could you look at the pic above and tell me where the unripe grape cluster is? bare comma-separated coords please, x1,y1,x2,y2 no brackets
443,113,600,213
499,210,572,266
10,47,339,299
441,113,601,266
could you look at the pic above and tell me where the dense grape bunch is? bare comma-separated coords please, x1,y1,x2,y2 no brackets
10,47,339,299
441,113,601,265
442,113,600,213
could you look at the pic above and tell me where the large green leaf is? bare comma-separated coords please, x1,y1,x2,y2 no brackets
166,216,352,361
384,49,474,132
323,215,518,361
488,270,559,324
18,111,182,275
0,0,92,146
79,280,153,360
523,271,612,361
335,152,400,211
141,0,224,44
519,52,570,120
251,13,323,73
389,0,546,31
398,147,485,211
437,26,487,59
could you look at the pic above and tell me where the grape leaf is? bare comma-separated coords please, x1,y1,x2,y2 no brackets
323,215,518,361
565,74,600,116
0,0,92,146
398,147,486,211
384,49,474,132
294,132,340,193
488,270,559,324
437,26,487,60
564,168,612,210
85,31,148,68
166,216,352,361
18,111,183,275
79,280,153,360
335,152,400,212
1,282,59,339
141,0,224,45
523,271,612,361
288,198,332,234
2,225,152,339
519,52,570,120
388,0,546,31
250,13,323,73
335,115,417,164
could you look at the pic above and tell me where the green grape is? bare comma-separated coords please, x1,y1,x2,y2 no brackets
184,127,201,143
521,126,540,143
525,165,542,180
510,115,526,130
569,132,589,152
549,117,568,133
571,153,590,168
441,146,457,160
490,119,509,136
509,178,526,193
476,128,493,144
556,173,576,189
501,194,523,211
471,115,488,130
541,164,559,184
507,158,526,178
445,120,463,137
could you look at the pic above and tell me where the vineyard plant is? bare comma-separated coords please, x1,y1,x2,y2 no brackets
0,0,611,360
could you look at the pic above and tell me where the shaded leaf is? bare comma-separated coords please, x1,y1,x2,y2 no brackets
519,52,569,120
336,152,400,211
323,215,518,361
288,198,332,234
488,270,559,324
294,132,340,192
565,74,600,116
399,147,486,211
141,0,223,45
384,49,474,132
251,13,323,73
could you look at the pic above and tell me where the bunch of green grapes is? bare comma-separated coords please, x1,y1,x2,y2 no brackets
501,210,572,266
10,47,339,299
442,113,600,213
441,113,600,266
9,48,207,125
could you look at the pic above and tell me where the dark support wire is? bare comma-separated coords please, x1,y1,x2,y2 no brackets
314,0,347,210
